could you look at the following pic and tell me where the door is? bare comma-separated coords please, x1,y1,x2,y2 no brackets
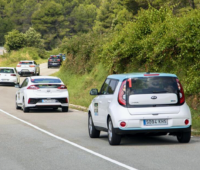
92,78,110,127
101,79,119,128
18,78,29,104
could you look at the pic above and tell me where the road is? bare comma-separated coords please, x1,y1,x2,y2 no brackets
0,63,200,170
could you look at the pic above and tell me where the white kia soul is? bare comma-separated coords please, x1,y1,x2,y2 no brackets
88,73,191,145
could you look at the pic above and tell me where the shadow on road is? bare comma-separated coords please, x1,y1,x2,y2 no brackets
27,108,72,113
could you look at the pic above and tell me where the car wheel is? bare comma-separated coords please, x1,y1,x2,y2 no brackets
62,107,68,112
108,117,121,145
37,71,40,76
177,131,191,143
88,113,100,138
22,98,29,113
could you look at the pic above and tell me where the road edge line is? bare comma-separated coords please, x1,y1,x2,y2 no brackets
0,109,137,170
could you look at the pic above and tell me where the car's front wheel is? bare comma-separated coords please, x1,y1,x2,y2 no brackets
108,117,121,145
88,113,100,138
22,98,29,113
177,131,191,143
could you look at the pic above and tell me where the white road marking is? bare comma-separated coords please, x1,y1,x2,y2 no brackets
0,109,137,170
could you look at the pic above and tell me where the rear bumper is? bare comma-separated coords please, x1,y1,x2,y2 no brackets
48,63,61,67
114,125,191,135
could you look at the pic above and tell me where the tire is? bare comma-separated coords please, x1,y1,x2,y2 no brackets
22,98,29,113
88,113,100,138
37,71,40,76
62,107,68,112
177,131,191,143
108,117,121,145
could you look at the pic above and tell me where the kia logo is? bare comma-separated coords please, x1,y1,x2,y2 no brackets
151,96,157,99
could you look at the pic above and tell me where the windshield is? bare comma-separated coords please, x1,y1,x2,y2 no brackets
31,78,61,83
0,68,14,73
127,77,178,95
19,62,33,65
50,56,60,59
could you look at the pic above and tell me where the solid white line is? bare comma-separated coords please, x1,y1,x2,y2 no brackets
0,109,137,170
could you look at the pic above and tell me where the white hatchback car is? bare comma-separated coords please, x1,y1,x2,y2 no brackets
88,73,191,145
15,76,69,112
0,67,20,85
16,60,40,76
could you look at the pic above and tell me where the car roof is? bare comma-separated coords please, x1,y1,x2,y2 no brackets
107,72,177,81
0,67,15,69
19,60,34,62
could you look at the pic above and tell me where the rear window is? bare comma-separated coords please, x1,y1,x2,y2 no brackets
31,78,61,83
127,77,178,95
19,62,33,64
50,56,60,59
0,68,14,73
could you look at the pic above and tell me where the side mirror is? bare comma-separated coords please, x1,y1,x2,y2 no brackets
90,89,98,95
15,84,20,88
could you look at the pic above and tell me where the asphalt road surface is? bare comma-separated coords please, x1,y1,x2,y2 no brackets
0,63,200,170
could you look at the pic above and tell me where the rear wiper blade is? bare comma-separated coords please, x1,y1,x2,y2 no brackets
152,90,168,93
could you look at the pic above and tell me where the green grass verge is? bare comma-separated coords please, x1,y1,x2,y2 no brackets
53,63,108,107
0,47,48,67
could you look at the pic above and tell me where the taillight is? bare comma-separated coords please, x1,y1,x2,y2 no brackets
49,59,52,62
29,65,35,67
28,98,31,104
185,119,189,125
11,74,16,76
27,85,39,90
66,98,68,103
58,85,67,89
118,80,126,106
57,59,60,61
17,65,21,67
176,79,185,104
120,121,126,127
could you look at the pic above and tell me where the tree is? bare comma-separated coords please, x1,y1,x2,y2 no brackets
4,30,25,51
24,27,43,48
32,1,69,49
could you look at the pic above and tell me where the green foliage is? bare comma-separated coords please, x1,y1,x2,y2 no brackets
4,29,25,51
24,27,44,48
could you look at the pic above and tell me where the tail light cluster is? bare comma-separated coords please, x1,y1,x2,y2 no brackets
49,59,52,62
27,85,39,90
17,65,21,67
10,74,16,76
176,79,185,104
57,59,60,61
29,65,35,67
118,80,127,106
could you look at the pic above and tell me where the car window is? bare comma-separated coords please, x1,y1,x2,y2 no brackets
100,79,110,95
31,78,61,83
0,68,14,73
107,80,119,94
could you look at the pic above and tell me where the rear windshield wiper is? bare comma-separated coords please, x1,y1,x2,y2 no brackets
152,90,168,93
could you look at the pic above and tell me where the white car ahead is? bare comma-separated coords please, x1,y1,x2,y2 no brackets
16,60,40,76
0,67,20,85
88,73,191,145
15,76,69,112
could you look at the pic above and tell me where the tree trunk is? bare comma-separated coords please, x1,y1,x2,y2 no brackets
189,0,195,9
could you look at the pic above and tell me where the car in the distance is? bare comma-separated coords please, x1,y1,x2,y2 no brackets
16,60,40,76
0,67,20,86
15,76,69,113
88,72,191,145
48,55,63,68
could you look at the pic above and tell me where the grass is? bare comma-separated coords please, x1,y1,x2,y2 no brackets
0,47,48,67
53,63,108,107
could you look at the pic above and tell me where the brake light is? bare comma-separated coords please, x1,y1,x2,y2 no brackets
58,85,67,89
118,80,127,106
11,74,16,76
57,59,60,61
27,85,39,90
120,121,126,127
66,98,68,103
29,65,35,67
17,65,21,67
144,74,159,76
28,98,31,104
49,59,52,61
176,79,185,104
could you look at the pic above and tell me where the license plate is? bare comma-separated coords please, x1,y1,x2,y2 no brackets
22,69,29,72
42,99,56,103
52,63,58,65
1,79,8,81
144,119,168,126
